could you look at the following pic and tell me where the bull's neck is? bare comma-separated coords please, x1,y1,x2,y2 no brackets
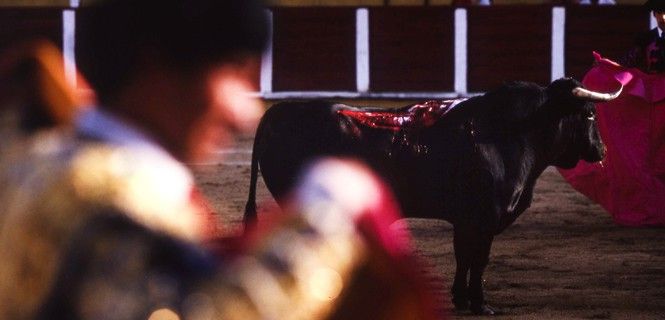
528,127,559,179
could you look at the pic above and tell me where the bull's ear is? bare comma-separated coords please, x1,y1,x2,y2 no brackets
541,78,587,116
545,78,582,102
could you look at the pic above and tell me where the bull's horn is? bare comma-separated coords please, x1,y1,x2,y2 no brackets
571,85,623,102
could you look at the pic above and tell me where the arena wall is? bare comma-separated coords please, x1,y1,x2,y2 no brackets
265,5,649,97
0,0,646,6
0,7,63,52
0,3,652,98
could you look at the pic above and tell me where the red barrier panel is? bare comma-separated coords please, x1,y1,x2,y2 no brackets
369,7,454,92
272,7,357,91
467,5,551,91
0,8,63,53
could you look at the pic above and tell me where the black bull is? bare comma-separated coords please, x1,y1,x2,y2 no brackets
243,78,621,315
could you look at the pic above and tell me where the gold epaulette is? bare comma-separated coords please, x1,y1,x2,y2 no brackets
69,144,203,242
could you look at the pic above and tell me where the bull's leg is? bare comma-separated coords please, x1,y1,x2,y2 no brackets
243,201,257,233
451,227,471,311
468,233,498,315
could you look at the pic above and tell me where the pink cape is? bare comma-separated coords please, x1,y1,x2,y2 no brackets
558,52,665,226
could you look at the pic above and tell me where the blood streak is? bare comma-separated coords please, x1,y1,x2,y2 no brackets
338,99,465,131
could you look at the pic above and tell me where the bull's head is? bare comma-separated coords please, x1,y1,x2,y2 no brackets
543,78,621,168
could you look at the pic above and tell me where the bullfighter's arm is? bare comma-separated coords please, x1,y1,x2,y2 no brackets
38,161,438,320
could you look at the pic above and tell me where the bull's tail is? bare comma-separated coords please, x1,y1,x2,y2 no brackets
243,114,267,234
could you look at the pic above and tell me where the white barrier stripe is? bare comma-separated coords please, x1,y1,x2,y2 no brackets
260,10,274,94
454,8,467,94
62,10,76,87
254,91,481,99
651,14,657,30
356,8,370,93
69,0,79,7
551,7,566,81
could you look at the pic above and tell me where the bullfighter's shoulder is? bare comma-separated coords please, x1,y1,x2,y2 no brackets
66,143,203,241
0,139,204,318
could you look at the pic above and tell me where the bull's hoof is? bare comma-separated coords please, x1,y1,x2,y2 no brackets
470,304,500,316
452,298,469,311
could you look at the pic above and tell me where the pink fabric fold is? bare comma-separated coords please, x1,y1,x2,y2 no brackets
558,52,665,226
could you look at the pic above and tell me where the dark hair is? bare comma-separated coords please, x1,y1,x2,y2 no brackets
645,0,665,11
76,0,268,103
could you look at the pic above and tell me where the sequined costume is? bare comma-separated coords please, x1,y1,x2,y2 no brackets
0,118,206,319
0,116,439,319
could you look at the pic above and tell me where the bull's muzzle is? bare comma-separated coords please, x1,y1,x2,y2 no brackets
584,139,606,163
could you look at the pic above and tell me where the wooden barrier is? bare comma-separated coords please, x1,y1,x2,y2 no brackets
272,7,357,91
266,5,650,95
0,8,63,53
369,7,455,91
467,5,552,91
0,5,654,96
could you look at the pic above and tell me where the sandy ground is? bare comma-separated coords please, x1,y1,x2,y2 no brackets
192,131,665,320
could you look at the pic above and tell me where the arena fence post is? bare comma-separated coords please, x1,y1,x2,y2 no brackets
454,8,467,95
260,9,274,95
551,6,566,82
62,0,78,87
356,8,370,94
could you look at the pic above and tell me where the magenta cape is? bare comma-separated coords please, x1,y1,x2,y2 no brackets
558,52,665,226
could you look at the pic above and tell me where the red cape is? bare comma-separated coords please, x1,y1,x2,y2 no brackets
558,52,665,226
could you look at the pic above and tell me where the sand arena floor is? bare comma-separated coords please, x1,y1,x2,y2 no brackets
192,102,665,319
